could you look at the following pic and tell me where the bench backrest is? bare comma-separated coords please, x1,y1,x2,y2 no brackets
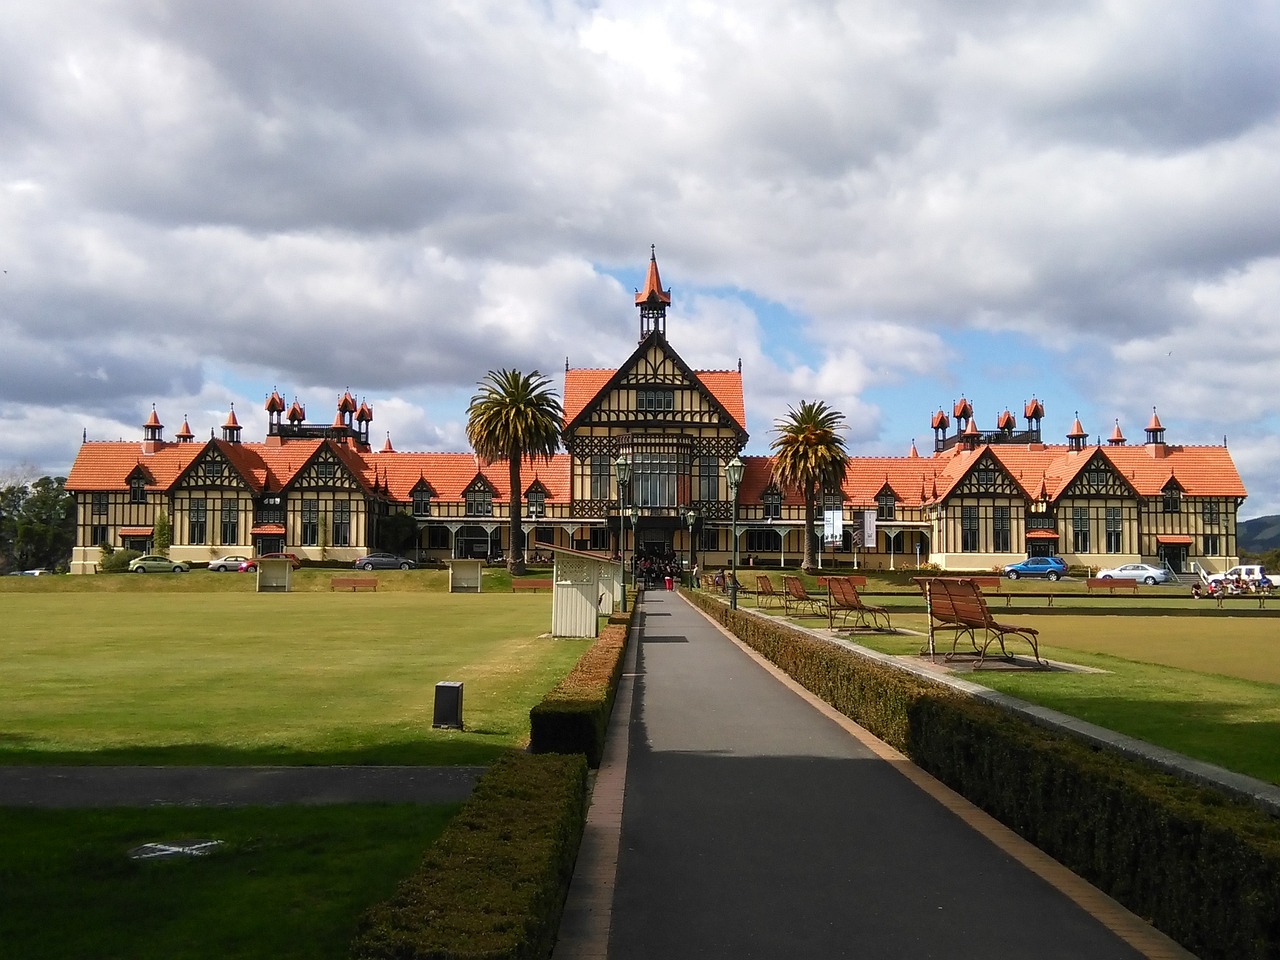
782,575,811,600
937,578,993,627
756,575,777,595
828,576,863,610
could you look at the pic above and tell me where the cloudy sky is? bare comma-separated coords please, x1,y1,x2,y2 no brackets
3,1,1280,516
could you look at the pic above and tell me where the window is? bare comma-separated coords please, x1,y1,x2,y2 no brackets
90,525,108,546
700,527,720,551
696,457,719,502
316,461,336,480
1162,486,1181,513
636,388,675,411
257,495,284,524
746,529,781,552
961,506,979,552
427,526,450,550
526,489,546,519
1105,507,1122,553
762,488,782,520
1072,507,1090,553
1026,513,1056,530
884,531,905,553
1203,534,1220,556
91,492,108,516
877,490,896,521
220,500,239,545
332,501,351,547
975,469,996,488
1084,469,1109,488
589,527,611,551
1202,501,1220,525
189,499,207,545
204,460,224,478
993,506,1010,552
301,499,319,546
590,456,611,500
412,487,432,517
465,486,493,516
130,477,147,503
633,449,690,508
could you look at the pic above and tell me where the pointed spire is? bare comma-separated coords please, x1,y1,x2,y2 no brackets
996,409,1015,431
381,433,395,453
635,245,671,341
221,404,242,443
909,439,919,458
144,405,162,429
176,415,194,442
1067,413,1086,438
265,389,286,413
1109,419,1126,445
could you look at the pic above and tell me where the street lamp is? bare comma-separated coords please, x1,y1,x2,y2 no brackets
685,507,699,588
614,454,632,612
725,455,745,609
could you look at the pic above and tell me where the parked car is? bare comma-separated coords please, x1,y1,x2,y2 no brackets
1205,565,1270,590
1096,563,1171,585
129,555,191,573
239,552,303,572
1002,556,1068,581
7,568,52,576
207,555,251,572
353,552,417,571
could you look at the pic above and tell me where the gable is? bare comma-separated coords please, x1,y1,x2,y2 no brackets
1060,453,1138,499
176,444,251,490
951,454,1023,497
292,445,364,490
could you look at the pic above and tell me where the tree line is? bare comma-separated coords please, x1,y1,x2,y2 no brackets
0,475,76,573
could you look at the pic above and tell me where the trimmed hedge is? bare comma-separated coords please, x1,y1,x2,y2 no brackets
528,615,631,767
350,751,589,960
687,591,1280,960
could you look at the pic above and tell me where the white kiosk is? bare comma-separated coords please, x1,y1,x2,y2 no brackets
255,557,293,593
444,559,484,594
550,547,617,638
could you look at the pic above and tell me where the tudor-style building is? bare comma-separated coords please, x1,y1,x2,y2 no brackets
65,251,1246,576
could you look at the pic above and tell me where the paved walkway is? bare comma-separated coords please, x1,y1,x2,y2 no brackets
556,589,1195,959
0,765,484,807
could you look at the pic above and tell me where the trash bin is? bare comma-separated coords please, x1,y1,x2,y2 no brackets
664,576,674,590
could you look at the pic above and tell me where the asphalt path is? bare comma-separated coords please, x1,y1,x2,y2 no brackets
607,590,1153,960
0,765,484,807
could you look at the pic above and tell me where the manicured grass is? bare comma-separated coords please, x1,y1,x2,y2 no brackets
850,613,1280,785
0,590,589,765
0,803,457,960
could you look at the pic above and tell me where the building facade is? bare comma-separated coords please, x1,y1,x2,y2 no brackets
66,253,1246,575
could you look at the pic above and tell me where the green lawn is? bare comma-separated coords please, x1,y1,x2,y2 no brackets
846,612,1280,785
0,588,588,765
0,803,457,960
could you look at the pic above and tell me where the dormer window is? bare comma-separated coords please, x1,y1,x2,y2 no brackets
130,477,147,503
762,488,782,520
526,489,546,519
465,485,493,516
412,487,433,517
877,490,896,521
1162,485,1181,514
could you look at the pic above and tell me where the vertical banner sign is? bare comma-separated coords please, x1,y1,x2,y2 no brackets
863,510,877,550
823,509,843,545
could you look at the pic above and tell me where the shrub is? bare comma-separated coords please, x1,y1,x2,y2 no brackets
100,549,141,573
529,617,629,767
684,590,1280,960
351,751,588,960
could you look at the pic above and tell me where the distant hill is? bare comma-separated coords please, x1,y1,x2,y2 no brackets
1239,515,1280,555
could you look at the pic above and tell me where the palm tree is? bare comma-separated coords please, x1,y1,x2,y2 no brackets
466,369,563,576
770,400,851,574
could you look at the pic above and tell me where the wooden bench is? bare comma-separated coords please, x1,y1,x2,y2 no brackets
921,578,1043,667
755,575,783,609
827,576,891,631
1086,577,1140,595
782,575,825,618
331,576,377,592
512,578,554,592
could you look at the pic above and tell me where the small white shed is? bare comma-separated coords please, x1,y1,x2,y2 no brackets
255,557,293,593
444,559,484,593
550,547,619,638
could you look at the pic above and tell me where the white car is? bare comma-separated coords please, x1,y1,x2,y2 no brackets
207,555,251,572
1096,563,1171,585
1206,565,1271,590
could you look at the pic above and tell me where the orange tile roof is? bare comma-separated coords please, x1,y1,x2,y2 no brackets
563,369,616,426
561,367,745,432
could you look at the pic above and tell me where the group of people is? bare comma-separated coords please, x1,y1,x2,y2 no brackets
1191,575,1273,599
631,548,686,589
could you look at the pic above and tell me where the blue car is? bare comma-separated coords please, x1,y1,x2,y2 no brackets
1002,556,1068,581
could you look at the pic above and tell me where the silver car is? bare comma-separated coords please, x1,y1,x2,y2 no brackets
1095,563,1171,585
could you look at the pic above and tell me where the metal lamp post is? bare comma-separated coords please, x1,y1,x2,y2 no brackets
686,507,699,588
630,503,639,589
725,455,745,609
614,455,632,612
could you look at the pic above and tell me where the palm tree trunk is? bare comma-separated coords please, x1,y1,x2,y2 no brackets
801,480,817,573
508,459,525,576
